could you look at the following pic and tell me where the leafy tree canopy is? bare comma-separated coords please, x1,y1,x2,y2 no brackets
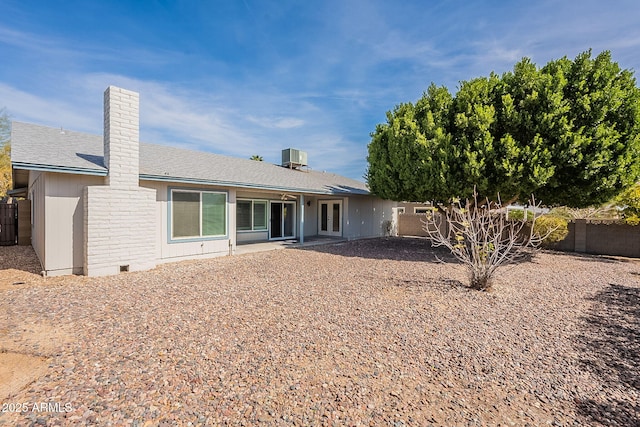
366,50,640,208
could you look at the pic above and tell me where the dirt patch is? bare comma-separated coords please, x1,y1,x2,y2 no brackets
0,352,49,401
0,246,75,401
0,321,72,401
0,269,45,292
0,245,45,291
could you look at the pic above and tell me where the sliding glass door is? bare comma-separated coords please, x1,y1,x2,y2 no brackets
270,202,296,239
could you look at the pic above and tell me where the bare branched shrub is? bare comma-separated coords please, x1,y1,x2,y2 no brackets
423,192,549,291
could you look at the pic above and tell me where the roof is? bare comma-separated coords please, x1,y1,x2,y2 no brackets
10,122,370,196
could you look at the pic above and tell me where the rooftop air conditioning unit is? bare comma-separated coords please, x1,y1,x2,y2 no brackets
282,148,308,169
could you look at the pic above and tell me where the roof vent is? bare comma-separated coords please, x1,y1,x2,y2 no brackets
281,148,308,169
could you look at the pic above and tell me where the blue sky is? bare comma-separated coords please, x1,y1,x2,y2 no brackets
2,0,640,181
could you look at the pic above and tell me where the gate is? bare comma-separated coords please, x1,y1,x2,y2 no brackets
0,203,18,246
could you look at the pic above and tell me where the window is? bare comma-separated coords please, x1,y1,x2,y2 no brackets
414,207,435,214
171,189,227,239
237,199,268,231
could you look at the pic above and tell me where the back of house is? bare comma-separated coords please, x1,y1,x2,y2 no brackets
10,86,395,276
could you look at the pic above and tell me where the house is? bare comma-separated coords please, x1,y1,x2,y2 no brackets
10,86,395,276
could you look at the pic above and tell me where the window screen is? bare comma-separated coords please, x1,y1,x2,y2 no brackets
172,190,226,239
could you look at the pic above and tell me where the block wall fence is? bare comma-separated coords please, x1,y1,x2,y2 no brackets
397,214,640,258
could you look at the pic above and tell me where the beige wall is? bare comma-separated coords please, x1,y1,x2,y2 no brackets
343,196,396,239
28,171,45,271
397,213,445,237
46,173,105,275
27,171,105,276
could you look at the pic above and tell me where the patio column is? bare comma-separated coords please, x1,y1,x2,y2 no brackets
299,194,305,244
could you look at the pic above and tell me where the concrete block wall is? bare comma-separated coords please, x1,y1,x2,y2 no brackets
104,86,140,189
553,220,640,258
84,186,157,276
397,213,445,237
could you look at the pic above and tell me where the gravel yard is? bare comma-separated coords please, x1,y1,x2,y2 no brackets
1,238,639,426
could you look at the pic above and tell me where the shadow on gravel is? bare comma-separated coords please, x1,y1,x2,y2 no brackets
0,245,42,274
301,236,538,269
575,283,640,425
299,236,459,263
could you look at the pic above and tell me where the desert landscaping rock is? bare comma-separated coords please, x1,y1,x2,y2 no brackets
0,238,638,426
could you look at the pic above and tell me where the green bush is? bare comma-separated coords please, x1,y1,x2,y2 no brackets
508,209,534,221
616,183,640,225
533,214,569,244
624,215,640,226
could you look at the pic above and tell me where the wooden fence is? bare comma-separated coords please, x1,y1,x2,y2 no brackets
0,203,17,246
0,200,31,246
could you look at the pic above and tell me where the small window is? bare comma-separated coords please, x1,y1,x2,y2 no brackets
236,199,268,231
171,189,227,239
397,207,406,214
253,201,267,230
237,200,252,231
414,207,435,214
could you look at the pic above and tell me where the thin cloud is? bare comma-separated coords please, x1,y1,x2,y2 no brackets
0,83,99,131
246,115,305,129
72,73,363,171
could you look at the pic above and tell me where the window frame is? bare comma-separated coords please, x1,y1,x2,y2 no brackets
236,199,268,232
169,188,228,242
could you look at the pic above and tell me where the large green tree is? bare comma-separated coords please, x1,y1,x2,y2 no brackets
367,50,640,207
0,108,10,198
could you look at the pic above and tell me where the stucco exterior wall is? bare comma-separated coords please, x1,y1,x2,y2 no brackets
45,173,105,275
27,171,107,276
343,196,395,239
28,171,45,271
304,196,319,237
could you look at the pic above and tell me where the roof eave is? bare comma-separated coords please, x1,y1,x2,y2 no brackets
139,174,370,196
11,162,108,176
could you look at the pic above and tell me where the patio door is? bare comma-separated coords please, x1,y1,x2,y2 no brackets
270,201,296,240
318,200,342,237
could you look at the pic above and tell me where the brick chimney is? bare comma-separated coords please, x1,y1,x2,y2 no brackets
104,86,140,188
85,86,157,276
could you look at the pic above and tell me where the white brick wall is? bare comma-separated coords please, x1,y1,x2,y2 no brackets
84,186,157,276
104,86,140,189
84,86,158,276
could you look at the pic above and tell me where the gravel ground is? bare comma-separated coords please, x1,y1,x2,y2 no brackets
1,237,639,426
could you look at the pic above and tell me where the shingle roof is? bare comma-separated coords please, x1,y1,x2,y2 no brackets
11,122,370,195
